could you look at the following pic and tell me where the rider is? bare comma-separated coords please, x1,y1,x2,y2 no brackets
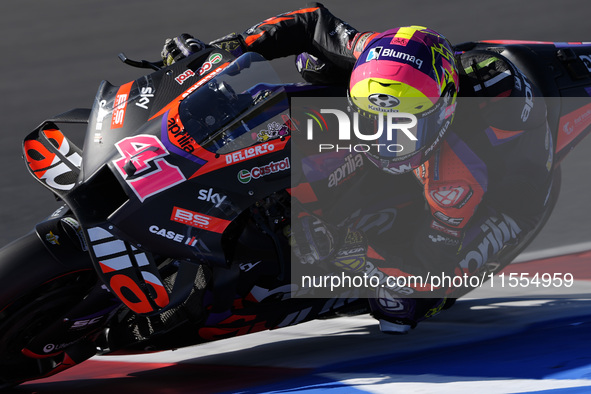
161,3,556,334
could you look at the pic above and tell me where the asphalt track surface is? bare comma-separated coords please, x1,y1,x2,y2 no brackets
3,0,591,393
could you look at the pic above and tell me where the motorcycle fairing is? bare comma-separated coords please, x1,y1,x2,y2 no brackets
85,226,170,314
65,52,292,315
83,48,237,180
23,124,83,199
96,53,292,265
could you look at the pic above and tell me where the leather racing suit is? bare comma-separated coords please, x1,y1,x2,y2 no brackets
211,2,556,331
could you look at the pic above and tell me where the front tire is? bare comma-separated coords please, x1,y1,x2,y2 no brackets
0,231,96,386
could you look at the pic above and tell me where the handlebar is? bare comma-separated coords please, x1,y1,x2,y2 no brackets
118,52,163,71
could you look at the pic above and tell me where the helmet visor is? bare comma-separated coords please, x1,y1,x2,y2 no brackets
355,83,456,163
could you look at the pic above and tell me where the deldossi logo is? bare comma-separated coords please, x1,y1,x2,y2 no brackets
305,109,418,154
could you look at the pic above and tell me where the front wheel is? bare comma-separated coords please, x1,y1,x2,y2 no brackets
0,230,97,387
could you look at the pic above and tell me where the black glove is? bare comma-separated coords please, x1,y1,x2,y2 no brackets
161,33,206,66
295,52,350,85
210,33,247,58
289,213,367,273
289,214,337,265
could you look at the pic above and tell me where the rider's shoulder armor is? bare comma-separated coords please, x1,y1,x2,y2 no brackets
457,49,547,131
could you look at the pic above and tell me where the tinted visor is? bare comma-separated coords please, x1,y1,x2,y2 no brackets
357,84,456,162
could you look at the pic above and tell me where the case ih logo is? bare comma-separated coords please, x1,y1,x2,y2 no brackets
238,157,290,184
171,207,231,233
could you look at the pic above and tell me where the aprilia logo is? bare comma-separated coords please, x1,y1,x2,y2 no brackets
459,214,522,274
515,69,534,122
328,153,363,188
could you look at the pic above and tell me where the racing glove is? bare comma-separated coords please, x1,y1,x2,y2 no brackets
295,52,350,85
210,32,247,58
289,213,367,273
289,214,336,265
161,33,206,66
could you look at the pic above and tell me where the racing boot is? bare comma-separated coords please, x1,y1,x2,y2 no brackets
369,288,447,334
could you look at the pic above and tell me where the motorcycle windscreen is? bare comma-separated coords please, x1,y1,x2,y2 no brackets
177,52,288,155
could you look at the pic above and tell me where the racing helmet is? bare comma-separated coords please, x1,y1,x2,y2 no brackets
348,26,459,174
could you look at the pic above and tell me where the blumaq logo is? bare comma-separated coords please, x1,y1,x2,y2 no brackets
238,158,290,184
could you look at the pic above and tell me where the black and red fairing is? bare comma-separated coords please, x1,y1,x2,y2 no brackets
79,49,291,260
23,49,294,315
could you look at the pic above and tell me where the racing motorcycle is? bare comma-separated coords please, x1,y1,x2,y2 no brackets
1,39,591,387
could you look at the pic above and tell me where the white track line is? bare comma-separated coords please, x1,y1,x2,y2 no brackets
514,242,591,263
